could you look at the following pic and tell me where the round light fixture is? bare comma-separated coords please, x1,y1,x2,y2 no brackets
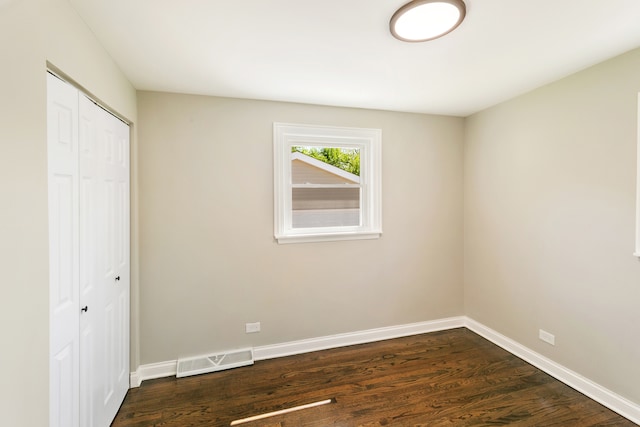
390,0,466,42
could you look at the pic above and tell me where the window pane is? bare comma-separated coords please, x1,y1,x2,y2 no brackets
292,146,360,178
292,187,360,228
290,146,362,229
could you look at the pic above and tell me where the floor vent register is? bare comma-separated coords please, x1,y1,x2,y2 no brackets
176,348,254,378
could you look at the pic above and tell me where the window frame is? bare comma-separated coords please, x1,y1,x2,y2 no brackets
274,123,382,244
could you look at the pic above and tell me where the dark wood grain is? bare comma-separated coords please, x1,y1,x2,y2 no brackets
112,328,635,426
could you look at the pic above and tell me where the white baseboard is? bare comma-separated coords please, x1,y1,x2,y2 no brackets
253,316,466,361
129,317,465,387
130,371,141,388
130,360,177,388
128,316,640,424
464,318,640,425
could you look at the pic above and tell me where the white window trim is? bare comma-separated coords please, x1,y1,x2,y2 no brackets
274,122,382,244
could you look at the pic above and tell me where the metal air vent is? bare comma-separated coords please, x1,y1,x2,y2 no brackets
176,348,254,378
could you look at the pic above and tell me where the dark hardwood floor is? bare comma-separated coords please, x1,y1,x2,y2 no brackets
112,328,636,426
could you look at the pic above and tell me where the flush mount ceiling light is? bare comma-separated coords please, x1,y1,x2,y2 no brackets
390,0,466,42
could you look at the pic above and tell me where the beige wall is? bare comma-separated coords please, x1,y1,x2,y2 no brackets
0,0,137,425
464,48,640,403
137,92,465,364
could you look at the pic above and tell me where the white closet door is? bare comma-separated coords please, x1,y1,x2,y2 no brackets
78,94,105,427
48,73,80,427
98,100,130,425
49,73,130,427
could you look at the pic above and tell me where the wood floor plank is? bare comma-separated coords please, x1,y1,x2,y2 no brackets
112,328,636,426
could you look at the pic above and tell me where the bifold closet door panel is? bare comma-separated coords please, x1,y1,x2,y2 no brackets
94,99,130,425
47,73,81,427
78,93,109,427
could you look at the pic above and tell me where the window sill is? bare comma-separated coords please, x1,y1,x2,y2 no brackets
275,230,382,244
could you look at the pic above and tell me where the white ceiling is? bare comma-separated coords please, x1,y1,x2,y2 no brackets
69,0,640,117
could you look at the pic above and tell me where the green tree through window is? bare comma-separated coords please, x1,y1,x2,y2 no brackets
292,146,360,176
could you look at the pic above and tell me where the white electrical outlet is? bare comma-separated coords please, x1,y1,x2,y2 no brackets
245,322,261,333
539,329,555,345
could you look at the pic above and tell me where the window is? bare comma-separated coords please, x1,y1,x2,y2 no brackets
274,123,382,244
